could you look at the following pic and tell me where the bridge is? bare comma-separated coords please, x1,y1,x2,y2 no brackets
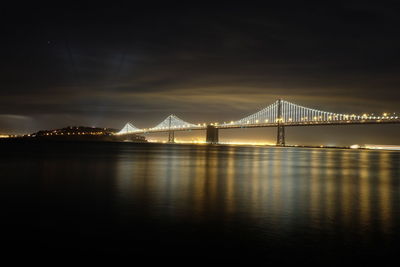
116,99,400,146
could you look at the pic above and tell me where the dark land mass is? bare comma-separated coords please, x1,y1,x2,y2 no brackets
1,126,147,143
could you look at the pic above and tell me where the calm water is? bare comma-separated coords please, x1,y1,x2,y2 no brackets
2,141,400,264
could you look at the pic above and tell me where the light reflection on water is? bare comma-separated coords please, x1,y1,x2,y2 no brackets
114,145,399,240
2,142,399,263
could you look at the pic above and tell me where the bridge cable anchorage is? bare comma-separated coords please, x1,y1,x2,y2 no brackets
117,122,141,135
206,125,219,144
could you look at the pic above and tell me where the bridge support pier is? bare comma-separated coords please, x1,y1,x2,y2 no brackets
276,125,285,146
168,130,175,143
276,98,285,146
206,125,219,144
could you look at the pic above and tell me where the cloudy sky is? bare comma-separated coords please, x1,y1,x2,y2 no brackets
1,3,399,144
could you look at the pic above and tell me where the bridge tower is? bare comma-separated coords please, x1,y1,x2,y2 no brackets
168,115,175,143
206,125,219,144
276,99,285,146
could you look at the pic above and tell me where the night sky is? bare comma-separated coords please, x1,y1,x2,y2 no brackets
1,3,400,144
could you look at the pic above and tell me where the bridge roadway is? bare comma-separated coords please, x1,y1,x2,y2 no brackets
124,118,400,145
117,99,400,145
131,119,400,133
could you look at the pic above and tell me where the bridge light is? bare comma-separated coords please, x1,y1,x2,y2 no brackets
256,120,259,123
265,119,268,122
383,113,387,117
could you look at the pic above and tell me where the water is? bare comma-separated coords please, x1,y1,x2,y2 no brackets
2,141,400,264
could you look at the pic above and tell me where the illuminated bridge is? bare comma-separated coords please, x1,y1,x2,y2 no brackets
116,99,400,146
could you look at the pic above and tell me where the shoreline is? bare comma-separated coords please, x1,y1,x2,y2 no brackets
1,137,399,151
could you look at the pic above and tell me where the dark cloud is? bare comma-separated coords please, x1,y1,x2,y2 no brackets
1,2,399,144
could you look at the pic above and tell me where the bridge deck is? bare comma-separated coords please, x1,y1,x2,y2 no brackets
120,119,400,134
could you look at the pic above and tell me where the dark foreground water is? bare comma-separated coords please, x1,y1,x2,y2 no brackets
2,141,400,264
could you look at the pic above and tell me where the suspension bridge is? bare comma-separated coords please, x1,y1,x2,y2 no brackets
116,99,400,146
